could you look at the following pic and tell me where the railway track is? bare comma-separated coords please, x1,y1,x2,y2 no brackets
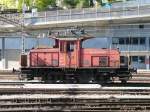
0,85,150,112
0,71,149,111
0,71,150,84
1,84,150,95
0,97,149,112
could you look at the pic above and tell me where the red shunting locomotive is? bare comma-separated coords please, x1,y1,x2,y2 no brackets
20,29,135,83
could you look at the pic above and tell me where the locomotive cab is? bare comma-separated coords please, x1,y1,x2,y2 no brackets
59,40,77,53
53,36,82,68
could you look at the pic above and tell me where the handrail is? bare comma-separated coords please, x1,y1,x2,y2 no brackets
1,1,150,28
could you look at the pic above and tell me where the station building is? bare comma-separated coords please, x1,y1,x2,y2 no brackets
110,25,150,70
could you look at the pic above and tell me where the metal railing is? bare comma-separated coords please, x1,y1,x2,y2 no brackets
0,13,22,27
0,0,150,28
25,6,150,25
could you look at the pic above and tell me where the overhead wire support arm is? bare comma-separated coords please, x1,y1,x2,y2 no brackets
21,0,26,54
0,0,33,54
0,8,26,54
21,11,25,54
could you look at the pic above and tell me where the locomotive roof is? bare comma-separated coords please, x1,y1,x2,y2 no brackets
49,34,94,41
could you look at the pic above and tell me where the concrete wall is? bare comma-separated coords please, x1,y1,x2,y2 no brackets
0,49,21,70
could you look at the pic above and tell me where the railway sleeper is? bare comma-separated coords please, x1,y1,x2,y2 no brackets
0,106,150,112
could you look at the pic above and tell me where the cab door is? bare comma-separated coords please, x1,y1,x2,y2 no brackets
66,42,77,67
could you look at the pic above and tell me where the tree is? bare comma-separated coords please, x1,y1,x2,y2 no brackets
17,0,32,12
17,0,56,12
35,0,56,11
62,0,78,9
61,0,92,9
0,0,17,9
0,0,131,12
76,0,91,8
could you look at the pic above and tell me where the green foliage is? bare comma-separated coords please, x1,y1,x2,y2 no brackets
35,0,56,11
17,0,56,12
18,0,32,12
76,0,91,8
0,0,132,12
62,0,92,9
0,0,17,9
62,0,79,8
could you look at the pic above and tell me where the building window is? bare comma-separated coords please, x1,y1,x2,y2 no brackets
139,56,145,63
67,42,75,52
139,38,145,45
70,43,75,52
139,25,144,29
119,38,125,44
132,56,138,62
113,37,146,45
131,38,138,45
120,56,125,63
25,49,30,52
125,38,130,44
112,38,119,44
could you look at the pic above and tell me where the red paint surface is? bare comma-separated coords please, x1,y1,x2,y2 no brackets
29,38,120,68
30,48,59,67
81,48,120,67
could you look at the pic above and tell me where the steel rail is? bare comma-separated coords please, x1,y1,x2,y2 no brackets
0,96,149,112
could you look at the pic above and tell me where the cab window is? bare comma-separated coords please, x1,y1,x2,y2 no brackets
67,42,75,52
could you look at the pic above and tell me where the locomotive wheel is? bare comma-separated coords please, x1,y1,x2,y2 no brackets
64,74,78,84
119,75,129,84
18,73,27,80
96,73,109,84
120,79,127,84
43,74,52,83
53,74,64,84
95,74,104,84
88,76,97,84
27,74,34,80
